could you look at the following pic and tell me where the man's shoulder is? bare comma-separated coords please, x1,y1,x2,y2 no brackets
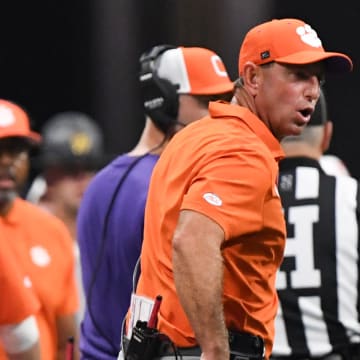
88,153,158,190
279,159,360,199
82,155,126,194
16,198,70,232
17,197,52,215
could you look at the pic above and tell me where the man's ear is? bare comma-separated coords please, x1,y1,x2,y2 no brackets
321,120,333,153
241,62,259,96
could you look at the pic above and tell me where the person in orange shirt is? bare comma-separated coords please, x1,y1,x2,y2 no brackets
0,99,79,360
79,45,234,360
0,243,41,360
123,19,353,360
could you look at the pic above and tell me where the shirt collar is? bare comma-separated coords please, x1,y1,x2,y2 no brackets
209,101,284,161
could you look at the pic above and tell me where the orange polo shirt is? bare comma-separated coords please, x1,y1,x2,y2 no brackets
135,101,286,359
0,198,78,360
0,243,40,325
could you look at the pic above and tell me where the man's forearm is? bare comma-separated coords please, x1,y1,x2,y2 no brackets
173,210,229,359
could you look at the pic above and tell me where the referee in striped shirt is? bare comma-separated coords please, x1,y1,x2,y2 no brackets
271,89,360,360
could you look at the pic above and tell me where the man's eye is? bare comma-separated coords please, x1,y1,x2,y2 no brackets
294,71,325,86
295,71,308,80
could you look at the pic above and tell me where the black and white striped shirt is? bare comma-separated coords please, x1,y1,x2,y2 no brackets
272,157,360,358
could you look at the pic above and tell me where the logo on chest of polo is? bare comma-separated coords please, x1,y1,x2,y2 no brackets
30,246,51,267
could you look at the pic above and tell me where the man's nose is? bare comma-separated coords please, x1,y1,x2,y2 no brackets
304,76,321,103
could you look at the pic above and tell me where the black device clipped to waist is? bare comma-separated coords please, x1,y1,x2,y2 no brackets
228,330,265,360
124,320,164,360
125,295,170,360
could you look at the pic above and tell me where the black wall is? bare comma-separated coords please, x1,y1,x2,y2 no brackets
0,1,92,130
1,1,359,177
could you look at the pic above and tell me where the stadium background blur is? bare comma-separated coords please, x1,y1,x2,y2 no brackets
0,0,358,177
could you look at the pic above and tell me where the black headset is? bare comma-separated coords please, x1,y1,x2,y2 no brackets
139,44,180,135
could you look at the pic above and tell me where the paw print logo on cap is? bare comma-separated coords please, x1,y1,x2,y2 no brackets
0,105,15,127
296,24,322,48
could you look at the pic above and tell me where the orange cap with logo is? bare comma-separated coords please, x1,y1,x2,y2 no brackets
0,99,41,145
238,18,353,75
157,47,234,95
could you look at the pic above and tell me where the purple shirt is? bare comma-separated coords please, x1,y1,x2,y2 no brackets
78,153,159,359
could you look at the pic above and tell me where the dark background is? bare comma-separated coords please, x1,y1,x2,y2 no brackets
1,1,359,177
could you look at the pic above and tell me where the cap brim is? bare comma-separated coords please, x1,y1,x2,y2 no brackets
35,153,113,171
26,132,42,146
276,51,353,73
0,131,42,147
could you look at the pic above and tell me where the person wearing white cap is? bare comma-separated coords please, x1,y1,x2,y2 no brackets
0,99,80,360
77,44,234,359
121,19,352,360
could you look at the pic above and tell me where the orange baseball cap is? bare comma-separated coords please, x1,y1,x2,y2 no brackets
0,99,41,145
157,46,234,95
239,18,353,75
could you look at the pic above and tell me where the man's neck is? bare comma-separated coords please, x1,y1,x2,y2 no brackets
38,199,77,241
0,195,16,217
128,118,168,156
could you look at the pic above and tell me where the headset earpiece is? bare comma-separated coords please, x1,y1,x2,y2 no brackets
139,44,179,135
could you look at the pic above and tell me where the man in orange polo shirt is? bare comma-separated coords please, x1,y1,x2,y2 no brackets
0,99,79,359
124,19,353,360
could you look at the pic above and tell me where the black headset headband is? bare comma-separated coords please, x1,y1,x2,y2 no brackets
139,44,180,135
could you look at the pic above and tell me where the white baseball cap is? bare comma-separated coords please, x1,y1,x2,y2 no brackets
157,47,234,95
